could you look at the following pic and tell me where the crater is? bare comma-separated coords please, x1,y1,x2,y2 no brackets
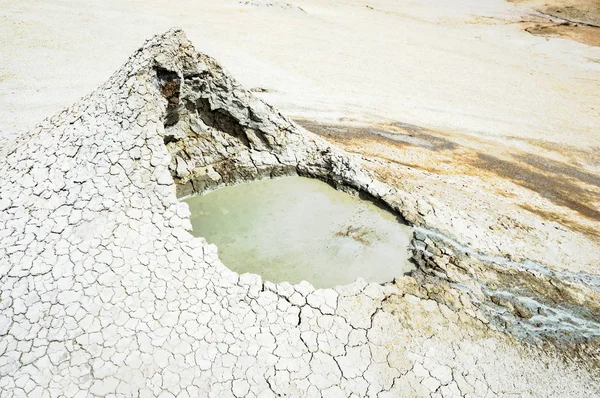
156,59,419,290
153,33,599,346
183,176,414,288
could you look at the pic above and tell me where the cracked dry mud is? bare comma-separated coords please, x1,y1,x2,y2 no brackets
0,29,599,397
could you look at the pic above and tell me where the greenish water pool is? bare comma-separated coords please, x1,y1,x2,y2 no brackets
183,176,414,288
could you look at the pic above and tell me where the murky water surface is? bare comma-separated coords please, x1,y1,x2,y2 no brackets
183,177,414,288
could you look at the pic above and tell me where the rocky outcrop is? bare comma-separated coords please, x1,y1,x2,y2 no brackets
0,29,598,397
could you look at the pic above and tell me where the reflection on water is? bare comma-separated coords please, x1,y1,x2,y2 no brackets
183,177,414,288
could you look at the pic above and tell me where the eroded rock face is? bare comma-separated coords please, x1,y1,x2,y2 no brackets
0,29,598,397
159,50,382,200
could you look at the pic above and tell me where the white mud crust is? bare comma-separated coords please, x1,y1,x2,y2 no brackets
0,29,599,397
238,0,305,12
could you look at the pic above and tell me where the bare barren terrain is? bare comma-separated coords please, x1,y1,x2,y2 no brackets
1,2,599,395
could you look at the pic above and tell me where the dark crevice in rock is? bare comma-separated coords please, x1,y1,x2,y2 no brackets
156,66,181,127
195,97,251,148
163,134,177,145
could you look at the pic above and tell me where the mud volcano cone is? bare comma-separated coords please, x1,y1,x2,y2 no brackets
0,29,598,397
